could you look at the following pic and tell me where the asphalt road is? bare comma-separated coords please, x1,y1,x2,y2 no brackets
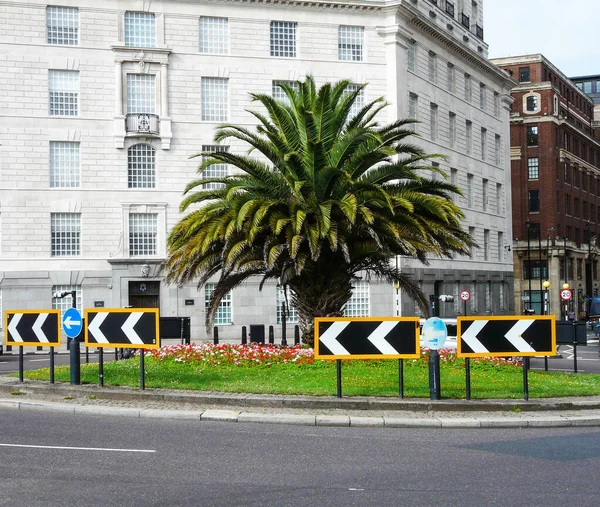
0,409,599,506
0,349,121,376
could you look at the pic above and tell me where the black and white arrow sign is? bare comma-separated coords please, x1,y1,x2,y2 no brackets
84,309,160,349
5,310,60,346
315,318,420,359
457,316,556,357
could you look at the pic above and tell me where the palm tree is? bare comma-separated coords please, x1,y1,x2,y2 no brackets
165,76,472,345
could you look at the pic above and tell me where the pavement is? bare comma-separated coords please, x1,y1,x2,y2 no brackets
2,376,600,429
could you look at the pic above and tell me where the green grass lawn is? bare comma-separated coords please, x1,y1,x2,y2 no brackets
18,355,600,399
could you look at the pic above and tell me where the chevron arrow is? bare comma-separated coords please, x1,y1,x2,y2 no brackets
367,321,401,354
32,313,50,342
461,320,488,353
504,320,536,352
8,314,23,342
122,313,144,345
88,313,109,343
320,321,351,355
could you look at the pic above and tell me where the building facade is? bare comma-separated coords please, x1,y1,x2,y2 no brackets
492,54,600,318
0,0,514,343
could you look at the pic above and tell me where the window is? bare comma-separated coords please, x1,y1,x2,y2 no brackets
126,74,156,113
48,70,79,116
469,281,476,312
338,25,363,61
495,134,501,165
272,80,299,106
450,168,458,203
529,190,540,213
449,112,456,148
583,82,592,94
519,67,530,83
129,213,157,256
407,40,416,72
498,232,504,261
205,283,232,326
499,282,505,310
201,77,228,121
467,173,474,208
428,51,437,82
496,183,502,214
128,144,155,188
447,63,455,93
51,213,81,256
50,141,80,188
483,229,489,261
480,128,487,160
523,261,548,281
466,120,472,154
46,6,78,45
52,285,82,312
468,227,475,257
485,281,491,312
270,21,297,58
430,103,438,141
527,157,539,179
464,74,471,101
493,92,500,117
345,83,365,120
408,93,418,130
526,95,538,112
479,83,486,110
199,17,228,54
343,280,369,317
277,287,298,324
482,178,488,211
527,126,538,146
124,11,156,48
201,145,229,189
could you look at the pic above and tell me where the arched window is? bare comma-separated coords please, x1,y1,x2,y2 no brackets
128,144,155,188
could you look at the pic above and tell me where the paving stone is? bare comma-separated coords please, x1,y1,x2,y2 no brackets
316,415,350,427
200,409,240,422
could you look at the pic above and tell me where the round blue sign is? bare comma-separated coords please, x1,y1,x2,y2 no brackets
62,307,83,338
422,317,448,350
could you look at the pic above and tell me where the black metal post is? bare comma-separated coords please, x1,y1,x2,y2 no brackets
85,346,89,364
294,325,300,345
572,320,578,374
428,349,441,400
99,348,104,387
398,359,404,399
241,326,247,345
538,230,543,315
268,325,274,344
49,346,55,384
465,357,471,400
587,221,592,319
336,359,342,398
69,291,81,386
213,326,219,345
564,236,569,320
281,302,287,346
523,357,530,401
140,349,145,390
19,346,24,382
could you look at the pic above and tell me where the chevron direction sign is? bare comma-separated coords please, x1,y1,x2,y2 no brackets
4,310,61,347
314,317,420,359
457,315,556,358
84,308,160,349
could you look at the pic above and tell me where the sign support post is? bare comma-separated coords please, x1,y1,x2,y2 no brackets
336,359,342,398
49,347,55,384
19,346,24,382
140,349,145,390
398,359,404,398
460,290,471,399
523,357,530,400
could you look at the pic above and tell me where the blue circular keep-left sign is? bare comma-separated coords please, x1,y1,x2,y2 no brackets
62,307,83,338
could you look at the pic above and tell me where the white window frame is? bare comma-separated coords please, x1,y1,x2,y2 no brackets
46,6,79,45
470,281,476,312
483,229,490,261
124,11,156,48
129,213,158,257
201,77,229,122
205,283,232,326
126,74,156,114
51,212,81,256
428,51,437,83
199,16,228,55
464,74,472,102
481,127,487,161
270,21,297,58
201,145,229,189
128,144,156,188
447,63,455,93
49,70,79,116
277,287,298,324
343,280,369,317
50,141,80,188
466,120,472,154
430,103,438,141
479,83,486,110
407,40,416,72
485,281,492,313
449,112,456,148
52,285,83,312
408,93,418,132
338,25,364,62
345,84,365,121
495,134,501,165
272,80,299,107
467,174,474,208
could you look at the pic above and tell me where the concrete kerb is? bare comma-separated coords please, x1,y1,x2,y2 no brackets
2,378,600,428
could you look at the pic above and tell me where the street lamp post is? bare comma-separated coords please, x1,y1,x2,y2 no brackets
526,221,532,312
563,282,570,321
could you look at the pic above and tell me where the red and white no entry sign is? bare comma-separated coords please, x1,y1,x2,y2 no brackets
460,290,471,301
560,289,572,301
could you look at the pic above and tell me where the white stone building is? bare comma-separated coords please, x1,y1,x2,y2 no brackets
0,0,515,344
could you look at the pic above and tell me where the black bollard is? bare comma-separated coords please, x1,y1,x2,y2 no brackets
294,325,300,345
213,326,219,345
268,325,274,344
428,349,441,400
241,326,247,345
70,337,81,385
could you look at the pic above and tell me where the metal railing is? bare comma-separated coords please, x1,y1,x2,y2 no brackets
125,113,160,135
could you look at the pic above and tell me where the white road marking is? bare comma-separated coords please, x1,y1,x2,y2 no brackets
0,443,155,453
29,359,49,363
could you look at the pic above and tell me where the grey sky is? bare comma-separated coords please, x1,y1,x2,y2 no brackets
485,0,600,77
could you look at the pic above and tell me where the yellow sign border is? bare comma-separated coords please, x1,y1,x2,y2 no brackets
457,315,556,358
314,316,421,360
4,310,61,347
84,308,161,349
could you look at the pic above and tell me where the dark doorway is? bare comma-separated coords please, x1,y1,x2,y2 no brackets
129,281,160,309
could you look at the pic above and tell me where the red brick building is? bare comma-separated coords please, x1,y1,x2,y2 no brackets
491,54,600,318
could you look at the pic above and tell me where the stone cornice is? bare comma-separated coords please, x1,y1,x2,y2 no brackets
163,0,385,11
